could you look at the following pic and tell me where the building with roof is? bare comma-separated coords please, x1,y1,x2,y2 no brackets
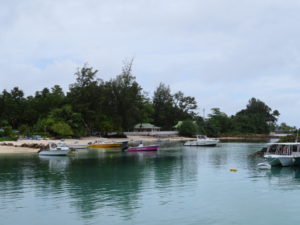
134,123,160,132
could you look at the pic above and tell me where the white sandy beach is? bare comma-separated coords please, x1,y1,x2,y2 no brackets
0,135,194,154
0,133,275,154
0,146,39,154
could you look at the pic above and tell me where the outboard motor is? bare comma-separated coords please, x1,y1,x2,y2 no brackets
121,141,129,151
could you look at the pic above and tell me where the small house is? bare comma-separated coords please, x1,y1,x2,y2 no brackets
134,123,160,132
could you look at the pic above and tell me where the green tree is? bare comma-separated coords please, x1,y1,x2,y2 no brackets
68,64,104,134
105,59,145,131
50,122,73,137
173,91,197,119
207,108,233,135
233,98,279,134
0,87,26,128
153,83,174,129
178,120,199,137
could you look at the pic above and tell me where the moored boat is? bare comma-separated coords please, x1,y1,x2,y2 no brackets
68,141,88,149
257,162,271,170
264,143,300,167
88,140,129,150
88,139,122,149
184,135,219,147
39,142,70,156
126,143,159,152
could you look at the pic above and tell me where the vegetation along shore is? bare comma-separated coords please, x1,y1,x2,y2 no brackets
0,61,296,153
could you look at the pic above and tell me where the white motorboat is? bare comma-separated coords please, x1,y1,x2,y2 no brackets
184,135,219,146
67,141,88,149
264,143,300,167
257,162,271,170
39,142,70,156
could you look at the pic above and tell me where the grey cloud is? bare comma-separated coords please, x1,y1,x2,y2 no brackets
1,0,300,125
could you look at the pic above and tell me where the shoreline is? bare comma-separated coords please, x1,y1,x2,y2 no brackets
0,146,40,154
0,135,194,154
0,134,278,154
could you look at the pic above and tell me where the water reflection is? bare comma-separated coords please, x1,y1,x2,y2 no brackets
39,155,70,171
3,142,295,225
0,147,201,223
254,167,300,191
208,147,228,167
66,149,184,221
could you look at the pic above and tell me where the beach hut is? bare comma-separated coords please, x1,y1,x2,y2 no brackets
134,123,160,132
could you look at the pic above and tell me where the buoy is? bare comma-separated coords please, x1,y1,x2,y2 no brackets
230,168,238,172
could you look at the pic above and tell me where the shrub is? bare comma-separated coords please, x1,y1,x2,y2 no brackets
178,120,198,137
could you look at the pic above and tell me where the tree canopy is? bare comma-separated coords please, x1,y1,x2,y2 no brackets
0,63,284,138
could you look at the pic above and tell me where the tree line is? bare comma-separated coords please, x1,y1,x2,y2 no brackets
0,62,283,138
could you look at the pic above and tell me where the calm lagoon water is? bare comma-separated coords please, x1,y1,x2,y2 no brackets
1,142,300,225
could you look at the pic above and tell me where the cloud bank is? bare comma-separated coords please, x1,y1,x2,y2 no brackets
1,0,300,125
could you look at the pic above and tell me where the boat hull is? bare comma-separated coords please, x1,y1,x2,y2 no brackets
68,144,87,149
279,157,295,166
264,155,281,166
39,150,70,156
88,143,121,148
184,140,219,146
294,157,300,166
126,145,159,152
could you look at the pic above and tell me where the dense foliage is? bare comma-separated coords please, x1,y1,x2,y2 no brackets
0,62,284,138
178,120,199,137
203,98,280,137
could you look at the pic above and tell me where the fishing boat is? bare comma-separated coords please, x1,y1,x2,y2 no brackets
184,135,219,146
88,139,128,150
264,143,300,167
38,142,70,156
88,139,122,148
126,143,159,152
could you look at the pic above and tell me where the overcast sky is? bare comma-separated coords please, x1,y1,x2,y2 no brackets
1,0,300,126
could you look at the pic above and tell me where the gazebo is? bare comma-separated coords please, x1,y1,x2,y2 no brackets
134,123,160,132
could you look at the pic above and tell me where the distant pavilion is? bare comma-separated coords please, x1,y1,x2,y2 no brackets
134,123,161,132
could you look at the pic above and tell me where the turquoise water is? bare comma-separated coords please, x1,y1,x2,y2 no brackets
1,142,300,225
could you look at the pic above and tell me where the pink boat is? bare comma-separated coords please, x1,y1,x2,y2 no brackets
126,144,160,152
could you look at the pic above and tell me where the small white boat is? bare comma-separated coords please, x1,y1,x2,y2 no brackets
126,142,159,152
68,141,87,149
184,135,219,146
257,162,271,170
39,142,70,156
